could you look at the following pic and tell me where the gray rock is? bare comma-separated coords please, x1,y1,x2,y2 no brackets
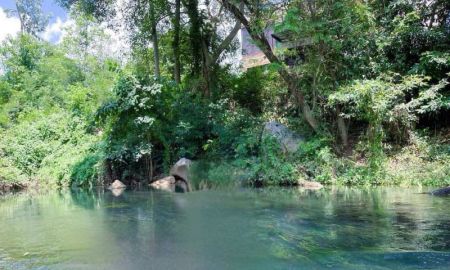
263,121,304,153
148,158,193,192
149,175,190,193
170,158,192,191
175,180,189,193
430,186,450,196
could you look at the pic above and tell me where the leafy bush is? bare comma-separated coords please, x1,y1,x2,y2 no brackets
0,111,99,186
232,135,297,186
385,132,450,186
71,151,103,187
258,136,298,185
294,137,338,184
0,34,114,187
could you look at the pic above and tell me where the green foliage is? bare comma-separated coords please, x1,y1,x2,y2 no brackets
228,68,265,114
413,51,450,79
70,151,103,187
0,28,116,187
382,11,449,73
0,152,27,184
228,133,298,186
95,73,176,174
11,0,49,37
254,136,298,185
330,73,448,163
277,0,376,103
0,110,99,186
294,137,337,184
385,133,450,186
188,161,244,189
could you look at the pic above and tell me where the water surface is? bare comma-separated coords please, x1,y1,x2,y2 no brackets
1,187,450,269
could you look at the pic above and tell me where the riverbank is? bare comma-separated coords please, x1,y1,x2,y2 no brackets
0,181,26,195
2,141,449,193
1,115,449,191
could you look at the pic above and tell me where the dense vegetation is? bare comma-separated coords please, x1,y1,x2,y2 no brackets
0,0,449,190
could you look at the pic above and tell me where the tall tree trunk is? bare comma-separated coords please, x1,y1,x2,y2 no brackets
201,39,212,97
172,0,181,83
15,2,25,34
144,154,153,185
185,0,202,76
149,0,160,77
222,0,319,132
286,72,318,131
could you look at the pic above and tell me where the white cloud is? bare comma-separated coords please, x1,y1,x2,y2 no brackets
0,7,21,43
41,17,74,44
0,7,72,45
41,16,129,59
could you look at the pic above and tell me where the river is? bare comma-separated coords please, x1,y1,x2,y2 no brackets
0,187,449,269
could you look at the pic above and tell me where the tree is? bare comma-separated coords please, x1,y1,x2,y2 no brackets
13,0,49,37
149,0,161,77
221,0,319,131
199,1,242,96
61,10,113,68
172,0,181,83
279,0,376,145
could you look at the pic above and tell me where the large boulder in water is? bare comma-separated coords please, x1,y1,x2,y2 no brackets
109,180,126,190
169,158,192,192
170,158,192,181
150,176,176,192
149,175,189,193
298,180,323,190
149,157,193,193
263,121,304,153
430,186,450,196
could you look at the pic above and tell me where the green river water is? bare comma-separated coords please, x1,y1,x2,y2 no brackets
0,187,449,269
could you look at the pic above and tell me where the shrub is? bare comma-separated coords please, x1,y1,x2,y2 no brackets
71,151,103,187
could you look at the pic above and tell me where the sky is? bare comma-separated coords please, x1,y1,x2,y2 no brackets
0,0,67,22
0,0,70,43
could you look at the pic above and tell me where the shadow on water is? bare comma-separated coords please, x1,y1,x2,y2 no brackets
69,187,185,268
0,186,450,269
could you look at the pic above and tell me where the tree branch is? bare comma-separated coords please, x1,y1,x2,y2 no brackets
210,18,240,63
220,0,279,63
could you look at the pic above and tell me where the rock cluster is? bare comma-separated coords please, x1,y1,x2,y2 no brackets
149,158,192,192
149,176,176,192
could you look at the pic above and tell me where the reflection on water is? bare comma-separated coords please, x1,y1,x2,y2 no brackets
0,187,450,269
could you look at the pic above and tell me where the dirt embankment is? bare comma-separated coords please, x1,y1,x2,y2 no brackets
0,182,26,195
